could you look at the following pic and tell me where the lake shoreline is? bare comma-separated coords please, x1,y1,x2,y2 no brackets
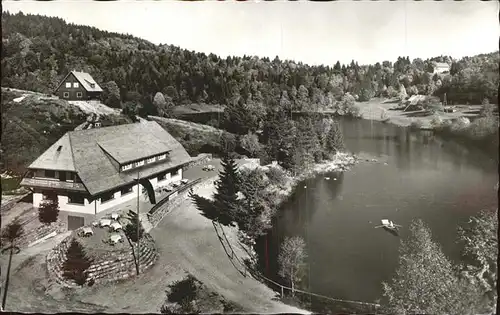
356,99,498,159
245,153,359,312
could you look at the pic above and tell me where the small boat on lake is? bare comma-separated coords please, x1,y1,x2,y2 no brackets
375,219,402,232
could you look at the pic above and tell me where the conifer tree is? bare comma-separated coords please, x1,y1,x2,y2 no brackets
62,239,93,286
213,155,242,225
325,120,345,155
124,209,144,243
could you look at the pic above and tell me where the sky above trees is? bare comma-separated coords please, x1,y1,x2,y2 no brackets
3,1,498,66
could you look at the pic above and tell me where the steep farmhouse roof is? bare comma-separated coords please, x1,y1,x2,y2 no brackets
55,71,103,92
29,133,76,171
28,121,192,196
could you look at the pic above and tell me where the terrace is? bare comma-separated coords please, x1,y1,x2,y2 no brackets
19,177,87,192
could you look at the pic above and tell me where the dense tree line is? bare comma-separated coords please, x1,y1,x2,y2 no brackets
2,12,498,127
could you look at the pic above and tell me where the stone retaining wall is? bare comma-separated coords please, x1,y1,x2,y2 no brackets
46,233,158,288
148,177,215,228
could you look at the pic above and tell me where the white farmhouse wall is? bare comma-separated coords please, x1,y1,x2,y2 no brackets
97,183,141,213
33,192,95,214
171,168,182,183
31,168,184,218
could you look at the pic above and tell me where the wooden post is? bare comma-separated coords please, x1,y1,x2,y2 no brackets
281,286,284,298
136,171,140,275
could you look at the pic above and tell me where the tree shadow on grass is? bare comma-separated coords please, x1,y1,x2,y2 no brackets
188,189,234,227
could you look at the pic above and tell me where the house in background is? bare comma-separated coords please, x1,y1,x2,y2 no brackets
432,62,450,74
20,121,192,230
54,70,103,101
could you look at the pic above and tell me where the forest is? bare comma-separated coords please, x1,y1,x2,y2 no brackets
2,11,499,115
1,11,499,173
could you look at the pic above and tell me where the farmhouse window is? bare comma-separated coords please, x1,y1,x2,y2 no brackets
121,164,132,171
63,92,69,98
76,92,82,98
45,170,55,178
73,82,79,88
101,191,115,203
134,160,145,167
157,172,166,181
120,186,133,196
68,193,85,205
65,82,71,88
158,154,166,160
146,157,156,163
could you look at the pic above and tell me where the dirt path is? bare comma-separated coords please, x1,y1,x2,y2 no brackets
3,179,309,314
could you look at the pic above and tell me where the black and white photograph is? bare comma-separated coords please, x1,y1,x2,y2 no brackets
0,1,498,314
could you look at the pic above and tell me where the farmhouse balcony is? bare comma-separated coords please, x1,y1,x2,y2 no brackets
20,177,87,192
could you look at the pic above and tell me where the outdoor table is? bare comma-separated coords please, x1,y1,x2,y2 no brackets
100,219,111,227
82,227,94,237
109,234,122,244
110,222,122,231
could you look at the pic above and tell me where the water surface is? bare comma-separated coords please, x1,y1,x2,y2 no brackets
257,119,498,313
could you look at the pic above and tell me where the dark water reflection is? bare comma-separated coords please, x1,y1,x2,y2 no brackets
256,119,498,313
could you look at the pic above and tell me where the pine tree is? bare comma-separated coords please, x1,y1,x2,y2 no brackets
325,120,345,155
293,116,321,168
62,239,93,286
213,155,242,225
124,210,144,243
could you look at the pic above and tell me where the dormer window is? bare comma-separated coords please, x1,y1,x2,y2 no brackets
90,83,95,88
121,164,132,171
134,160,145,167
158,154,166,160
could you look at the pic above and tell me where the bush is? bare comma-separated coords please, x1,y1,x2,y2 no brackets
38,192,59,224
266,166,287,187
161,275,200,314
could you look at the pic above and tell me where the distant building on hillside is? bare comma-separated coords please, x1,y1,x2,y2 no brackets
54,70,103,101
20,121,192,230
432,62,450,74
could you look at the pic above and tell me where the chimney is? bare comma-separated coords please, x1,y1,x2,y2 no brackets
57,145,63,152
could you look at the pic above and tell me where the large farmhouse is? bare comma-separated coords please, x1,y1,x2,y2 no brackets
54,70,103,101
20,121,192,230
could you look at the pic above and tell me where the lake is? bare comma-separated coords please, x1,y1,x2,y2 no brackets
256,119,498,313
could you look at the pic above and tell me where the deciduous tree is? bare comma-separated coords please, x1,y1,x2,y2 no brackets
278,236,307,296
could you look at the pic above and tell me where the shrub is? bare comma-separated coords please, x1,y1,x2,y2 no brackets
38,192,59,224
161,275,200,314
266,166,287,187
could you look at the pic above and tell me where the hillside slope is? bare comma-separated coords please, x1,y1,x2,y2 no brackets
0,88,132,175
149,116,241,157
